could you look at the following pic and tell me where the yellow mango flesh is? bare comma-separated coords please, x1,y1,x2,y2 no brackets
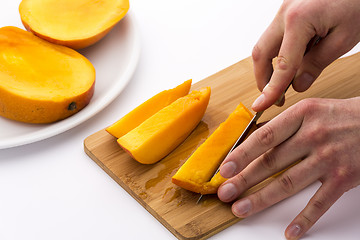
0,26,95,123
118,87,211,164
106,80,192,138
19,0,130,49
172,103,253,194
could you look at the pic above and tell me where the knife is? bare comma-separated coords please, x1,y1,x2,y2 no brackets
195,35,322,204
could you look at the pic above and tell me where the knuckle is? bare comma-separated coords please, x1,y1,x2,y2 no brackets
278,173,295,194
297,99,323,124
285,7,301,25
234,172,248,188
297,98,319,115
255,125,275,147
306,193,331,222
233,148,251,169
311,198,327,212
252,44,262,62
252,190,268,210
276,55,296,71
295,99,334,145
331,165,356,189
260,151,277,170
315,145,333,160
303,123,328,146
284,5,309,29
283,2,310,28
299,212,314,227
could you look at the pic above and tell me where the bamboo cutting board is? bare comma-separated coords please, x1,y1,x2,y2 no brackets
84,53,360,240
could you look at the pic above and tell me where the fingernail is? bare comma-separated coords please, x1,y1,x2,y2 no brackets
218,183,238,202
252,93,265,110
220,161,237,178
233,198,252,217
286,224,302,239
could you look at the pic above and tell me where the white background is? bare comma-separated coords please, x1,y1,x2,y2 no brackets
1,0,360,239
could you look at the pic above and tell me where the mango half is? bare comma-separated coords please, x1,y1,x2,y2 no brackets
118,87,211,164
19,0,130,49
172,103,254,194
0,26,95,123
106,80,192,138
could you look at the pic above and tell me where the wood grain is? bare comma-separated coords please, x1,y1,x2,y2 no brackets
84,53,360,240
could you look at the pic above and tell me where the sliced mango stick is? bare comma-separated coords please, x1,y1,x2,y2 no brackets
118,87,211,164
172,103,253,194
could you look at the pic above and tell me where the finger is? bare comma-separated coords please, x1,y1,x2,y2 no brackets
293,29,357,92
285,182,344,239
268,34,319,107
229,156,323,218
252,18,284,91
220,103,304,179
218,133,308,203
252,15,316,112
272,35,319,106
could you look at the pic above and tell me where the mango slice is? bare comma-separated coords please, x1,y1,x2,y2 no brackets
118,87,211,164
172,103,254,194
0,26,95,123
106,80,192,138
19,0,130,49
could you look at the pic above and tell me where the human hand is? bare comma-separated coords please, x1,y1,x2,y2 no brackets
217,97,360,239
251,0,360,112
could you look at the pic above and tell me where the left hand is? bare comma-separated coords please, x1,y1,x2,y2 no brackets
217,97,360,239
251,0,360,112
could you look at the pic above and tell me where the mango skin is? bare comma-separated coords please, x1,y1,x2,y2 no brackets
19,0,130,49
106,80,192,138
172,103,254,194
0,26,95,123
118,87,211,164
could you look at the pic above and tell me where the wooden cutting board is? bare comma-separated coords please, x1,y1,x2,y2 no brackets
84,52,360,240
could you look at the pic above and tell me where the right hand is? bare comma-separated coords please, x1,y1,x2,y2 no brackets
218,97,360,239
251,0,360,112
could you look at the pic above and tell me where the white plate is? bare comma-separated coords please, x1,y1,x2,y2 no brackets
0,2,140,149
